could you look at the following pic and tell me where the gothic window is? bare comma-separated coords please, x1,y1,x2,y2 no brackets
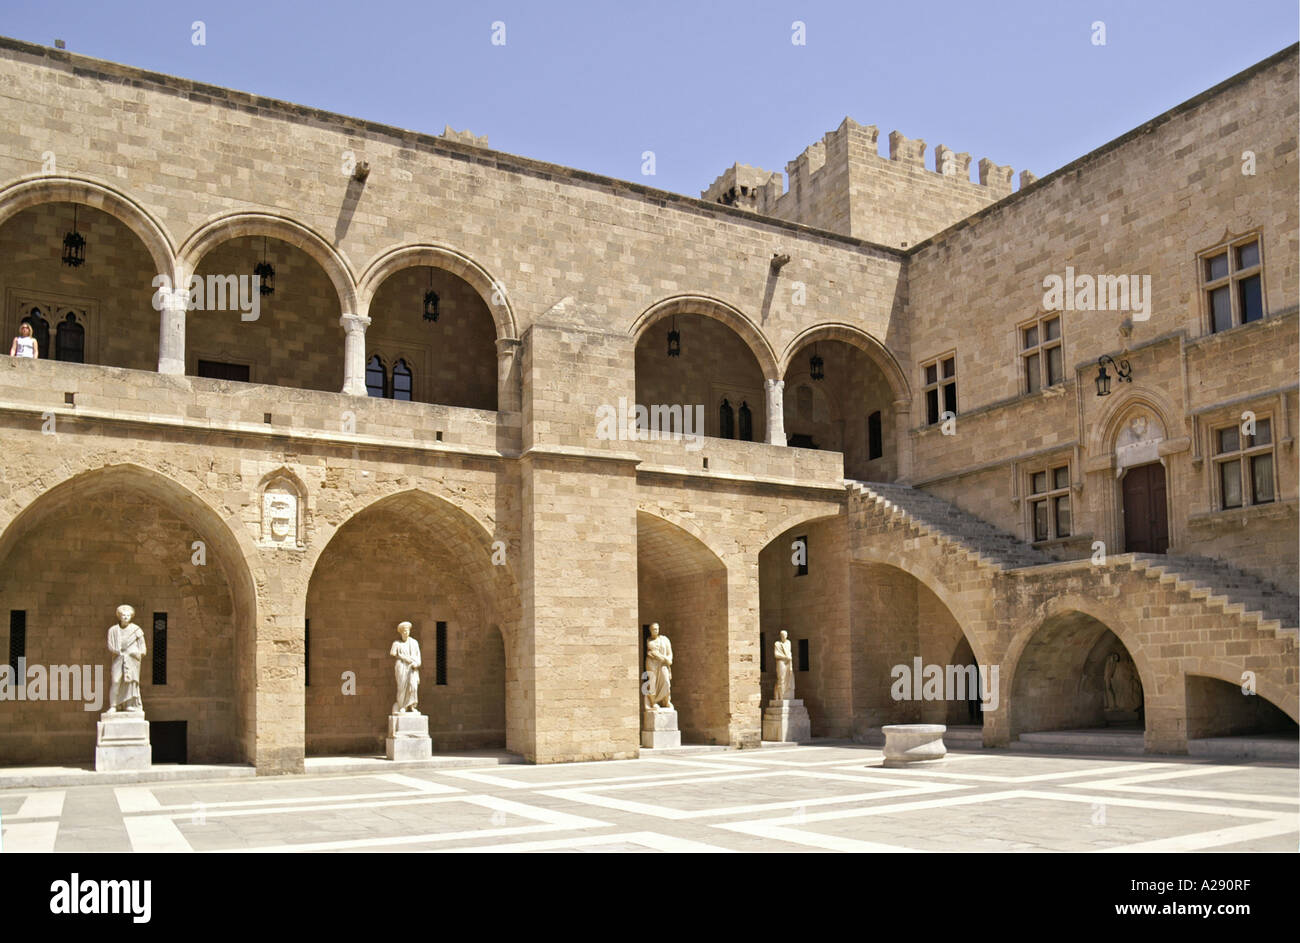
1020,314,1063,393
392,359,413,401
738,400,753,441
365,354,387,398
55,311,86,363
1028,464,1071,541
719,398,735,439
922,354,957,425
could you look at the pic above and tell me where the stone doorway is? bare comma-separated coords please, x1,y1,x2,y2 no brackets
1122,462,1169,553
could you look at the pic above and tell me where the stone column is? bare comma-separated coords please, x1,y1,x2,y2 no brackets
893,399,913,482
157,287,187,375
765,378,786,446
726,552,763,747
496,337,522,413
339,312,371,396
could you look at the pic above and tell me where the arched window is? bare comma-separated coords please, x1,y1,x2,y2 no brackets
868,410,883,460
365,354,387,398
55,311,85,363
392,359,413,401
719,398,735,439
738,400,753,442
22,307,49,356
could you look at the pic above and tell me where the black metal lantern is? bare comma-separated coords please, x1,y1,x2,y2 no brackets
1095,353,1132,396
61,205,86,267
423,269,440,322
810,343,824,380
667,316,681,357
254,236,275,296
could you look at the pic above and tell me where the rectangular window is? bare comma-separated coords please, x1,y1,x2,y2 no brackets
1028,464,1071,541
1213,418,1274,508
1202,236,1264,333
867,411,883,460
1020,314,1064,393
759,632,767,673
921,354,956,426
304,617,310,688
197,359,251,382
8,610,25,673
797,638,810,672
794,535,808,576
152,612,167,686
435,621,448,686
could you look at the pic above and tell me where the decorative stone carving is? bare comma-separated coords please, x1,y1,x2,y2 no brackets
106,605,146,713
260,477,303,549
390,621,421,715
773,629,795,701
643,622,673,711
1115,410,1164,474
1103,651,1143,713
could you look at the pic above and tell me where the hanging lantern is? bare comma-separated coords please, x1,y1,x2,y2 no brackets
810,343,824,380
667,316,681,357
423,268,440,322
1095,354,1131,396
254,236,275,296
61,205,86,268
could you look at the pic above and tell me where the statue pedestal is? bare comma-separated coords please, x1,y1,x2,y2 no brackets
386,712,432,761
641,707,681,749
762,699,811,742
95,711,151,771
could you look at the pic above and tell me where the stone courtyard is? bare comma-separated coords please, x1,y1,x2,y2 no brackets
2,744,1295,853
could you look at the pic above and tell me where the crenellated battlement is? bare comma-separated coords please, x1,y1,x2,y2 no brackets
705,116,1030,248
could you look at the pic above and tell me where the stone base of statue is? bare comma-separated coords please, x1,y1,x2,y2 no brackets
95,711,152,771
763,699,811,742
641,707,681,749
386,712,432,761
881,723,947,768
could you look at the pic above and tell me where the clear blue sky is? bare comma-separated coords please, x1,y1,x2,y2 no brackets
1,0,1296,196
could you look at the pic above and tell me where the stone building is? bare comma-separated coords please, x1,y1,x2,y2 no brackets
0,35,1295,772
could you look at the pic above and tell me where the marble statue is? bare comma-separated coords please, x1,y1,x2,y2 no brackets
390,621,422,714
107,605,146,713
643,622,673,711
1103,651,1142,712
774,629,795,701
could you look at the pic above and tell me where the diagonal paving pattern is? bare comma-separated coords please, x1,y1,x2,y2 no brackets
1,745,1295,853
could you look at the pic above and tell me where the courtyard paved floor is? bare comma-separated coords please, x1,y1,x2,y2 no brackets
2,744,1296,853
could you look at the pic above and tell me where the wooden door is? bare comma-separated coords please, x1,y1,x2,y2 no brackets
1122,462,1169,553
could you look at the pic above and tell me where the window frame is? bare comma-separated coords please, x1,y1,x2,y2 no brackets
1199,233,1265,335
1026,461,1073,542
1211,416,1276,510
920,352,957,427
1018,313,1064,394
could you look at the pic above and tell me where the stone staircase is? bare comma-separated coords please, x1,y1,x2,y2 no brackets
847,480,1054,571
1120,553,1299,639
848,480,1299,639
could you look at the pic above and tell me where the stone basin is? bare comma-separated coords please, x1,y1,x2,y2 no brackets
882,723,947,767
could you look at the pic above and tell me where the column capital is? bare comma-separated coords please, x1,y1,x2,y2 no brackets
339,312,371,334
764,377,785,393
495,336,521,354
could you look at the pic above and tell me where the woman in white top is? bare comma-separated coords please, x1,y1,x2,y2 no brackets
10,321,38,358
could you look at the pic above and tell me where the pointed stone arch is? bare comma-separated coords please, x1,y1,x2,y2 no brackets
780,322,910,402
